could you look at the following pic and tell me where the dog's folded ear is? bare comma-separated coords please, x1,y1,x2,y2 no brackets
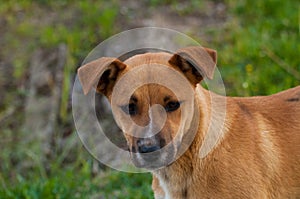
169,46,217,85
78,57,126,96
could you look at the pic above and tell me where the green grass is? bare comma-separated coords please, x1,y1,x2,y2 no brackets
213,0,299,96
0,0,299,198
0,164,153,199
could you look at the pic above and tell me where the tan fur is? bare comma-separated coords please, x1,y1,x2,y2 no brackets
78,46,300,198
151,86,300,198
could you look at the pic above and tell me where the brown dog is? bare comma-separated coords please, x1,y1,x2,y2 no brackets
78,46,300,198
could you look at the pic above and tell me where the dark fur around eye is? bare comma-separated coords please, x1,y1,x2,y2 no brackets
165,101,180,112
121,103,138,115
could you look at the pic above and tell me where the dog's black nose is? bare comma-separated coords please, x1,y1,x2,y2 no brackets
139,145,160,153
137,139,161,153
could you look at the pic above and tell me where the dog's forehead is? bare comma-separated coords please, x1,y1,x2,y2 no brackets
123,52,172,68
134,84,177,98
111,51,193,104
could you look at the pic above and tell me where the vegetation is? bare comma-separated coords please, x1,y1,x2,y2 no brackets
0,0,298,198
216,0,299,96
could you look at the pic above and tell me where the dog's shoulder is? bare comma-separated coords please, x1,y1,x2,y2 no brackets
272,85,300,103
230,86,300,111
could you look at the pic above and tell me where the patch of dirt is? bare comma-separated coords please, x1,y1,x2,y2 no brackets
117,1,227,43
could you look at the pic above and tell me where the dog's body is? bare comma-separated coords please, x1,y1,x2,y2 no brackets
78,46,300,198
152,85,300,199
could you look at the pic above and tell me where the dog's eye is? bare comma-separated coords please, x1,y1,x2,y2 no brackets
121,103,138,115
165,101,180,112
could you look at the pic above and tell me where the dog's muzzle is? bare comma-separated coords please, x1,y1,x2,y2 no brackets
136,138,162,153
130,135,176,169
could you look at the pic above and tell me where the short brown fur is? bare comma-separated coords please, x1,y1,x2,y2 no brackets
78,46,300,198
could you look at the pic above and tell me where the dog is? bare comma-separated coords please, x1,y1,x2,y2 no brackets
78,46,300,198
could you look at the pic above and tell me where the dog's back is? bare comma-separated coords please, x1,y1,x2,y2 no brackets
223,86,300,197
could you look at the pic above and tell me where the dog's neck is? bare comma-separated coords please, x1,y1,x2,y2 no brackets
153,135,204,199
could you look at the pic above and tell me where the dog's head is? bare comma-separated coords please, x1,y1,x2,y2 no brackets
78,46,217,169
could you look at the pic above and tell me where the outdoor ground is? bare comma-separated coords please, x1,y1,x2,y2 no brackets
0,0,299,198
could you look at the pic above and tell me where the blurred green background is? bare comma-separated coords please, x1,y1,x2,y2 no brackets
0,0,299,198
